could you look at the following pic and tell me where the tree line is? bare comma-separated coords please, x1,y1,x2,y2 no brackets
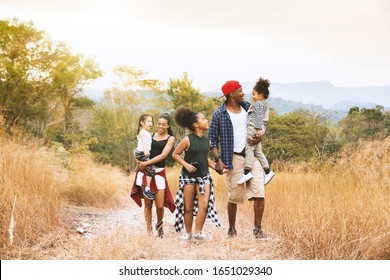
1,19,390,171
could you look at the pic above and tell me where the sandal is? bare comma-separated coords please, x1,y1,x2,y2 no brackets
155,221,164,238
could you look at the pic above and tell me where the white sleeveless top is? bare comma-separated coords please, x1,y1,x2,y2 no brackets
136,130,152,152
227,107,247,153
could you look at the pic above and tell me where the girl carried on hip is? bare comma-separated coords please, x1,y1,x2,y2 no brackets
134,114,156,200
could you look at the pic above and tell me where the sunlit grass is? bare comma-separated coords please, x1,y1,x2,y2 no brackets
71,137,390,260
1,137,389,259
61,154,130,208
0,139,129,253
263,138,390,259
0,140,61,248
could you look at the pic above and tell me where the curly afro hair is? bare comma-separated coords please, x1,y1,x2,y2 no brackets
174,106,198,131
253,77,270,99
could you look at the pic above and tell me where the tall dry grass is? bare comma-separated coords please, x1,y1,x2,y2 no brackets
263,137,390,259
0,140,61,248
126,139,389,259
60,154,130,208
0,139,130,254
2,137,389,260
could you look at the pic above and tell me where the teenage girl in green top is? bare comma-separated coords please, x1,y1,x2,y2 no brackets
172,106,223,241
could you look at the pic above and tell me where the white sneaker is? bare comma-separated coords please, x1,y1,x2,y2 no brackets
181,233,191,242
237,172,253,184
193,231,209,241
264,171,275,185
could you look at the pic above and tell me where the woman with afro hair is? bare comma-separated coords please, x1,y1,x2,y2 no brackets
172,106,223,242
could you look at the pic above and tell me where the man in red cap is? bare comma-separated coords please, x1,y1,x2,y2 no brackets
209,80,267,239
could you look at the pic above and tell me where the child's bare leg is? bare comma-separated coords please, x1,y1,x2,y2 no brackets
146,176,152,188
183,184,196,234
143,174,155,200
195,184,210,233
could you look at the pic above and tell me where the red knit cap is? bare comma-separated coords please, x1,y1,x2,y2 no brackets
221,80,241,97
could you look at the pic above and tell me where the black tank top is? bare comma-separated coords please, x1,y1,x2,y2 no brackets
150,135,172,168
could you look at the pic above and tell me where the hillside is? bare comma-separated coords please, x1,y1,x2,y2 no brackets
84,80,389,121
268,97,347,121
243,80,389,109
204,80,390,120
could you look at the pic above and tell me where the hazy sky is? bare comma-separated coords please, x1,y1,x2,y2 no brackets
1,0,389,91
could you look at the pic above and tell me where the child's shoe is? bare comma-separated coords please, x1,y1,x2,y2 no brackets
264,171,275,185
237,172,253,184
143,189,155,200
194,231,209,241
181,233,192,242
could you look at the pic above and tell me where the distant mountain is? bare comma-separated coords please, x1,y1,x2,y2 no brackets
268,80,340,108
205,80,390,109
267,97,347,121
204,80,390,121
83,81,389,122
329,101,388,111
338,85,390,105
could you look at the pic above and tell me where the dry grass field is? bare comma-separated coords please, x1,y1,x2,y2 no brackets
1,138,389,260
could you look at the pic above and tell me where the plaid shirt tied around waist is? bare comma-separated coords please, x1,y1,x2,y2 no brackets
174,173,221,232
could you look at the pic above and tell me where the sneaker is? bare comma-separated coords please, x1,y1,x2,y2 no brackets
264,171,275,185
155,221,163,238
181,233,192,242
194,231,209,241
227,227,237,238
143,189,155,200
253,225,267,239
237,172,253,184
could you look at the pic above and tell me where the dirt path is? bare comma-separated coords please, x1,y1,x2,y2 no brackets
62,200,148,238
10,196,285,260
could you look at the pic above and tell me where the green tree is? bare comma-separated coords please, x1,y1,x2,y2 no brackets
0,19,57,130
89,66,163,171
166,72,205,111
348,106,360,116
51,44,103,134
164,72,219,138
89,102,136,170
340,106,389,142
0,18,103,142
105,65,163,111
263,109,330,162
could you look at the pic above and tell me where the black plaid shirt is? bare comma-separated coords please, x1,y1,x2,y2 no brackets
209,101,251,170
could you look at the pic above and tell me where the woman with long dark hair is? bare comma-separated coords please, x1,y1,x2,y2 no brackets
131,113,175,238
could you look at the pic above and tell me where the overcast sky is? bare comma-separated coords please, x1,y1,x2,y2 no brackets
1,0,389,91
